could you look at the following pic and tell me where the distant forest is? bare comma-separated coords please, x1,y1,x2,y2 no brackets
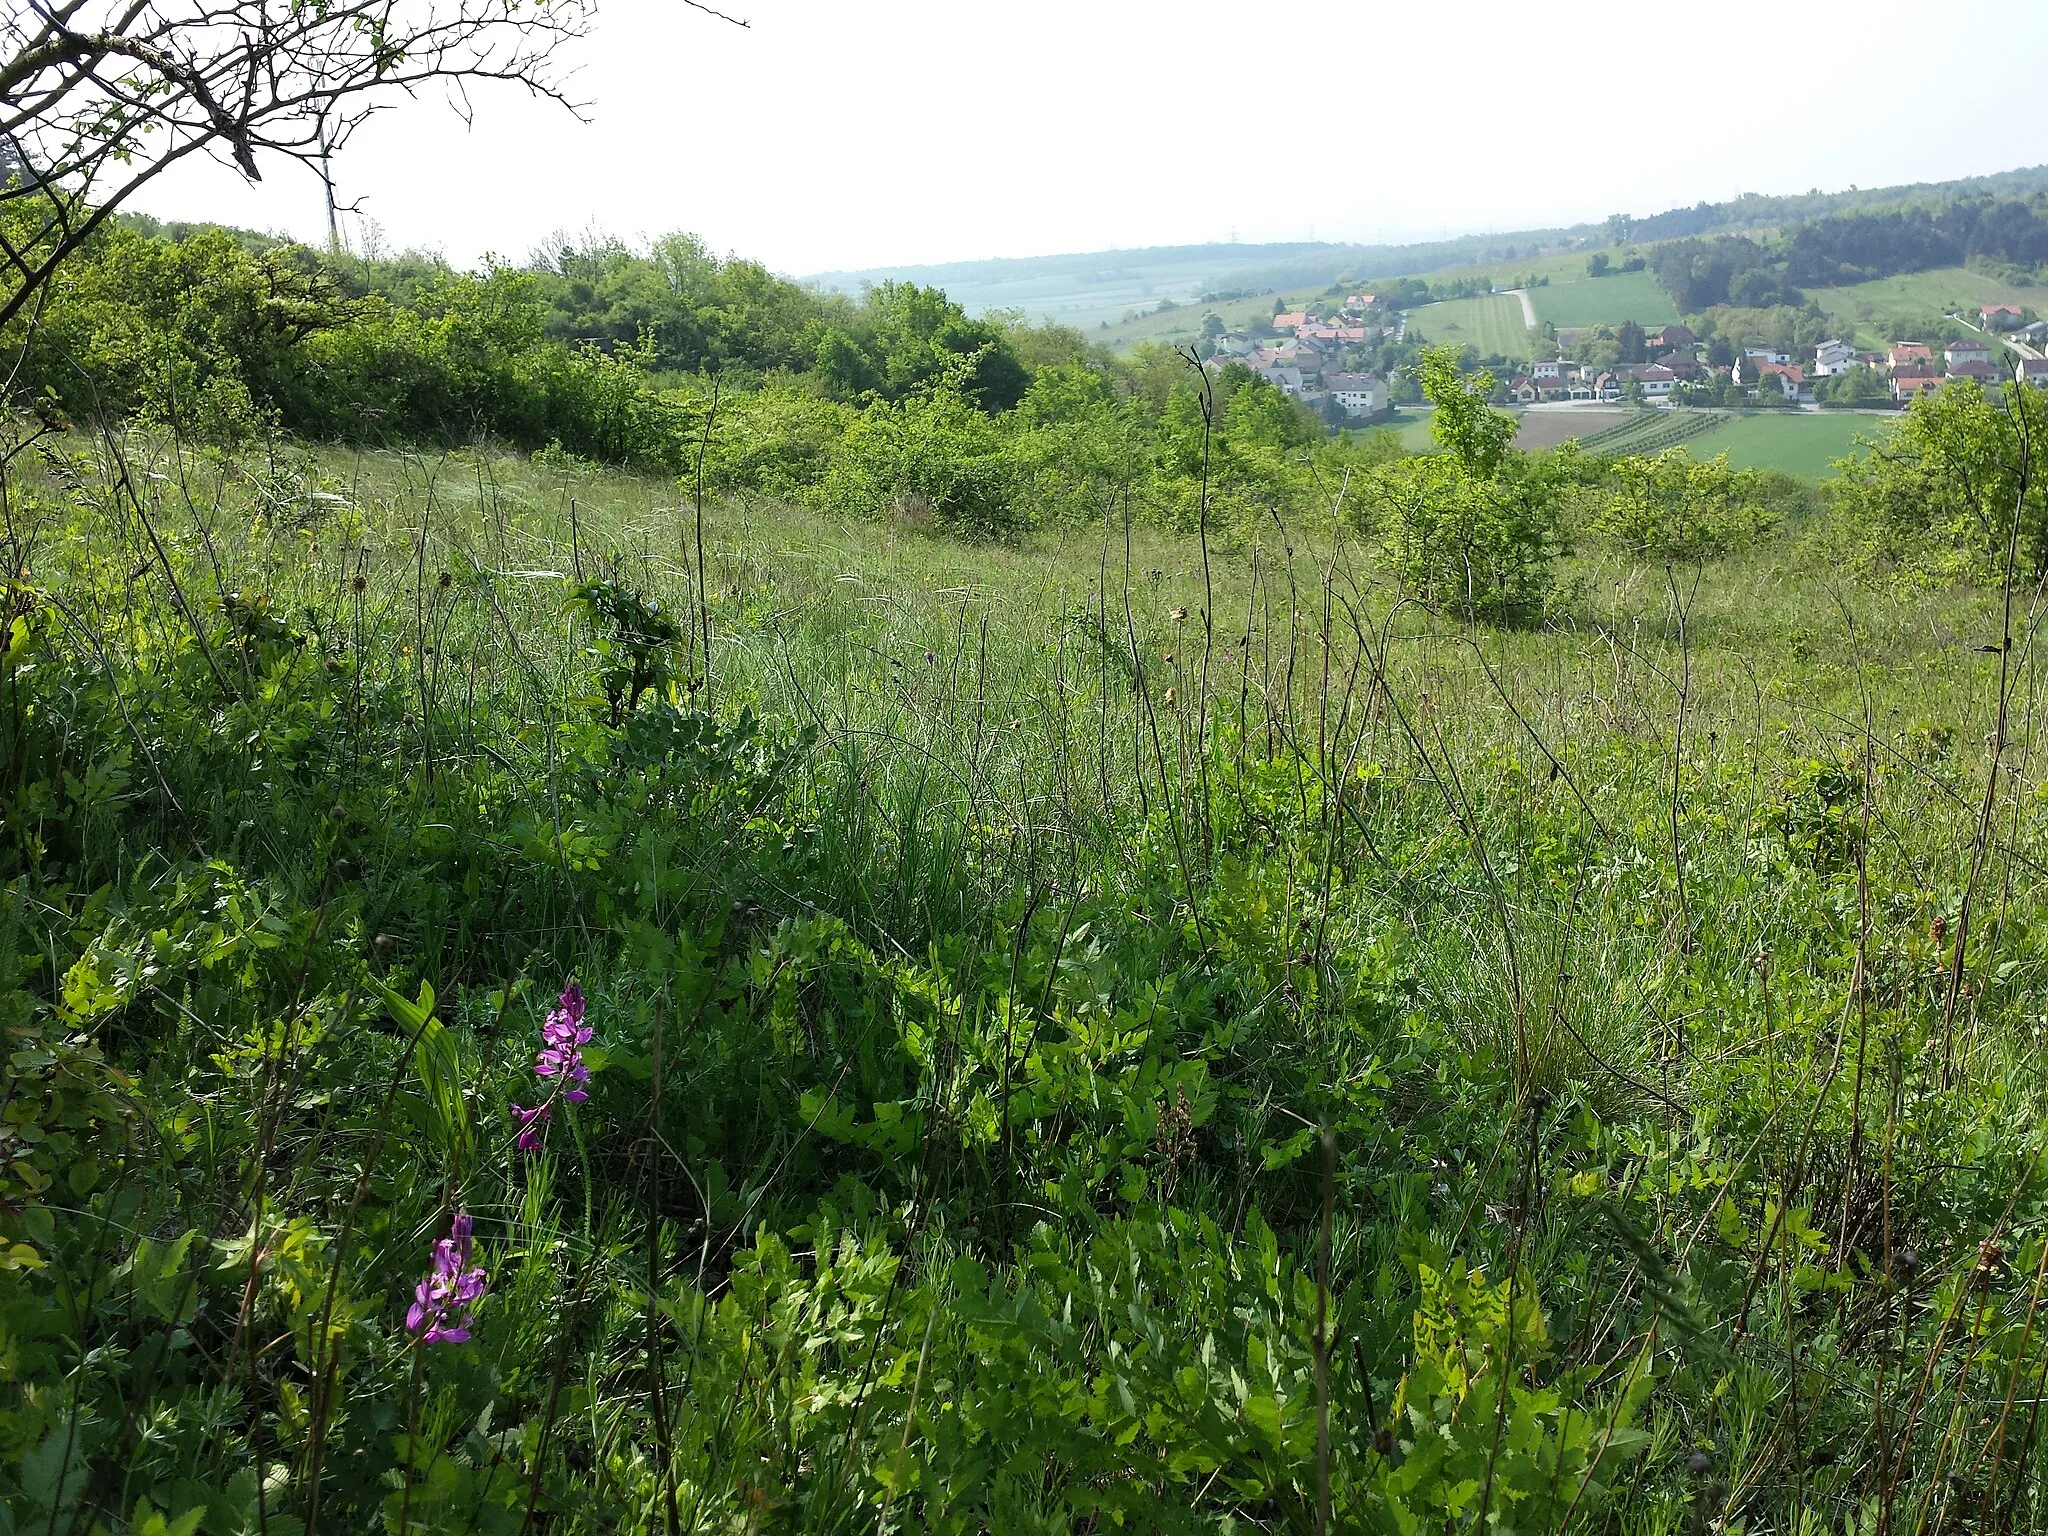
1649,194,2048,312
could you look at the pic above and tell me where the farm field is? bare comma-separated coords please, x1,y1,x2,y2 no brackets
1691,409,1887,476
1527,270,1678,329
1805,265,2042,348
1511,407,1631,450
1408,406,1883,476
1095,288,1286,350
1403,292,1531,359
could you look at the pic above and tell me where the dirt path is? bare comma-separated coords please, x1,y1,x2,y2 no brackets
1509,288,1538,328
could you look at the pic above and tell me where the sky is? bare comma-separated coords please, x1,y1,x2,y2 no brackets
131,0,2048,279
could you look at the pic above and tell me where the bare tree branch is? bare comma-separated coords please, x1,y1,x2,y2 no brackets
0,0,605,327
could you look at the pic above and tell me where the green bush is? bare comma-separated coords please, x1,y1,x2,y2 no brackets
817,359,1021,536
1374,347,1555,623
1591,449,1781,562
1829,378,2048,583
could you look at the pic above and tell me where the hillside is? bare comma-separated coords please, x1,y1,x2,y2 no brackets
810,163,2048,327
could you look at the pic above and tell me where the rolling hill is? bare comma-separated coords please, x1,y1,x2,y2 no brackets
807,163,2048,328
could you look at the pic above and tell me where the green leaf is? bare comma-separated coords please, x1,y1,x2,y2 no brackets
381,978,436,1034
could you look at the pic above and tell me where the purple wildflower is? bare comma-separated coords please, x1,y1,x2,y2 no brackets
511,1101,551,1149
406,1212,486,1345
508,983,592,1156
533,982,592,1104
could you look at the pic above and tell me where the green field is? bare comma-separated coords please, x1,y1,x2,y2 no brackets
1478,407,1886,477
1527,270,1678,329
1806,265,2041,348
1403,292,1532,359
1689,409,1887,476
1095,288,1286,350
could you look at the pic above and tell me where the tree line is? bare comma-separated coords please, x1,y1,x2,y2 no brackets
1649,193,2048,313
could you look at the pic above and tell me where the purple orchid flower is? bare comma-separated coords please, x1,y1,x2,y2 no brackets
533,983,592,1104
511,1101,551,1149
406,1211,486,1345
509,983,591,1154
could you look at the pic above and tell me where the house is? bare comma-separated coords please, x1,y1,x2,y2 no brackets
1257,365,1307,397
1755,361,1805,399
1648,324,1697,352
1890,342,1934,369
1344,294,1376,312
1744,347,1791,366
1655,350,1701,379
1325,371,1386,418
1945,339,1991,369
2016,320,2048,348
1537,376,1576,401
1510,375,1539,404
1812,339,1859,377
1636,364,1679,398
2018,358,2048,388
1892,366,1943,403
1271,311,1309,332
1945,359,2001,386
1980,305,2024,330
1594,371,1622,401
1532,359,1577,380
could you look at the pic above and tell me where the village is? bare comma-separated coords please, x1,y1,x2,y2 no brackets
1201,293,2048,424
1199,291,1399,421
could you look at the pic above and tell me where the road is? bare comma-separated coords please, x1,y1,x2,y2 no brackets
1507,288,1538,328
1949,312,2041,361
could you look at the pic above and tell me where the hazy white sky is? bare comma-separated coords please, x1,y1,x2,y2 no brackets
132,0,2048,277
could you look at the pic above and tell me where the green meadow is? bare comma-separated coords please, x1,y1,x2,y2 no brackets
1404,292,1532,358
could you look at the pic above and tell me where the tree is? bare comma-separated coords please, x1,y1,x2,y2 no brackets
1586,252,1611,278
1616,320,1646,363
0,0,619,329
1815,367,1888,408
1831,379,2048,581
1623,377,1647,406
1418,345,1516,478
1594,450,1777,562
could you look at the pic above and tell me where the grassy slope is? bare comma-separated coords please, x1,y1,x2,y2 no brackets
19,428,2048,1531
1528,270,1678,329
1093,288,1286,350
1805,265,2042,348
1405,293,1531,359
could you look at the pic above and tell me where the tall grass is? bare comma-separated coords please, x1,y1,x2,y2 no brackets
4,422,2046,1533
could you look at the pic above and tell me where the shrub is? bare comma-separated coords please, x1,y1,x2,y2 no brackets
1373,346,1554,623
816,359,1021,536
1373,455,1555,624
1592,449,1781,562
1829,378,2048,583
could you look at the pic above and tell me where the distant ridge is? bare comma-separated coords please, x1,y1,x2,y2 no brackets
807,164,2048,326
